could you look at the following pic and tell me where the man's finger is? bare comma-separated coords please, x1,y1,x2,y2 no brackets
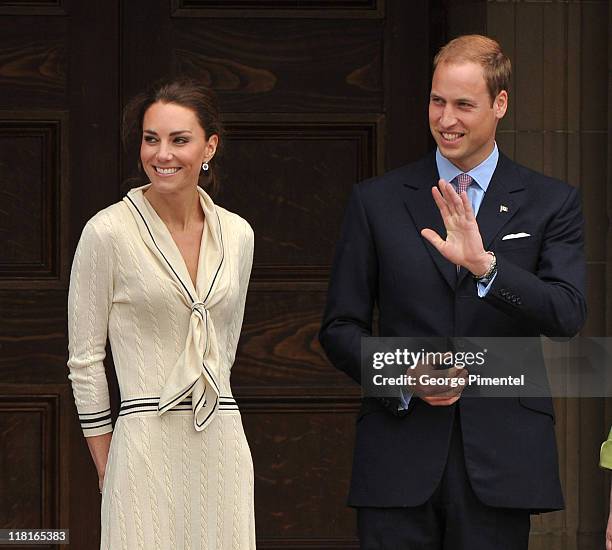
442,180,465,217
459,191,476,221
431,185,452,222
438,180,460,215
421,228,445,252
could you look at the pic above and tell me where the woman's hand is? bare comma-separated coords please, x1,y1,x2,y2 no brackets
85,432,112,494
98,470,106,494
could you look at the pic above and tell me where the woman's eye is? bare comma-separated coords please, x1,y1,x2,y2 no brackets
143,135,157,143
174,137,188,144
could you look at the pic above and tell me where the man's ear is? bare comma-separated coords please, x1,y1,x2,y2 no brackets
494,90,508,120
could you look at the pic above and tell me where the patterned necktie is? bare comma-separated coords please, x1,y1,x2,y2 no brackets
453,173,473,276
454,173,473,194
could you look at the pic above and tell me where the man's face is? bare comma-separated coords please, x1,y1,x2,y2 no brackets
429,61,507,172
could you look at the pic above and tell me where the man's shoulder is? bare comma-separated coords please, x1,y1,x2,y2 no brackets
356,153,436,199
500,153,576,199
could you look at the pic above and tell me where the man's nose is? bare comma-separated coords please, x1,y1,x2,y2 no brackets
439,106,457,128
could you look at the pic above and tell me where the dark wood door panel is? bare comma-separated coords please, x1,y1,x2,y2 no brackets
0,385,70,544
0,16,67,108
234,291,353,389
171,0,383,20
218,113,383,285
241,405,358,547
0,290,68,384
172,19,383,112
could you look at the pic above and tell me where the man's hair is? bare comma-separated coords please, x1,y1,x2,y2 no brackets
434,35,511,104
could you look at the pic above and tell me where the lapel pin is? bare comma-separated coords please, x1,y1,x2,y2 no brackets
499,205,509,213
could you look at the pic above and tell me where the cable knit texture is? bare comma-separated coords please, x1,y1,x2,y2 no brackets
68,185,255,549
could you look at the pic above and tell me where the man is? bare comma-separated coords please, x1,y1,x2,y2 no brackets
319,35,586,549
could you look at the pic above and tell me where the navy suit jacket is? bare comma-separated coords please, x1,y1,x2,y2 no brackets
319,151,586,510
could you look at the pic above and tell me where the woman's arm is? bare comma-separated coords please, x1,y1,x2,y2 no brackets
86,432,112,491
67,217,115,484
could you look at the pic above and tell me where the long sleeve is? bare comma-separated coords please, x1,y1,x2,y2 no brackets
67,217,114,437
484,186,587,337
226,219,254,369
236,221,254,331
319,184,377,385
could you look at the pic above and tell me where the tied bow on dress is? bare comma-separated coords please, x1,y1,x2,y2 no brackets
124,184,230,431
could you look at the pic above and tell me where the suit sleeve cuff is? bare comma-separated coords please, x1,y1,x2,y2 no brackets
398,387,413,410
477,271,498,298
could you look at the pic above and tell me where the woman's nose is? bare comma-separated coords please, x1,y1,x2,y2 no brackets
156,143,173,161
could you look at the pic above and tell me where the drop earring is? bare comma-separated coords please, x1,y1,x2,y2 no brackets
201,162,209,172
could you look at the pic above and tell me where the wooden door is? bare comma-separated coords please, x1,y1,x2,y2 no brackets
0,1,432,547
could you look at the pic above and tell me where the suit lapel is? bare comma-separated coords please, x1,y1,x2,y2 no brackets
402,155,457,290
457,153,526,285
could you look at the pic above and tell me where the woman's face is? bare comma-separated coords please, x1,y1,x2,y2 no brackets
140,101,217,194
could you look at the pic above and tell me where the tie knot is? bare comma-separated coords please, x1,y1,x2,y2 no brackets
454,173,473,194
191,301,207,319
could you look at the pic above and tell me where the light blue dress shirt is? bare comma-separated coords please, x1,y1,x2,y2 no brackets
398,144,500,410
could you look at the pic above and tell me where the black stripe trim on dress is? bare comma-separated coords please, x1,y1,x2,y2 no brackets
120,396,191,410
79,408,111,418
118,395,237,419
196,396,219,428
120,396,161,404
202,362,220,394
193,389,206,413
119,396,192,418
80,414,112,425
126,195,195,304
119,401,160,413
204,310,210,356
157,379,198,414
82,420,113,430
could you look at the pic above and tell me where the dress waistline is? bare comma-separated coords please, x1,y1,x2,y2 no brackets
118,395,238,418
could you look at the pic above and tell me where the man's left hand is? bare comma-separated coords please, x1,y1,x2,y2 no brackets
421,178,492,276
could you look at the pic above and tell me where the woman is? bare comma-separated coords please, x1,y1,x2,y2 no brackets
67,77,255,549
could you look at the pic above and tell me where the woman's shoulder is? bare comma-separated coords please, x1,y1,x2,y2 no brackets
215,205,254,242
81,201,132,241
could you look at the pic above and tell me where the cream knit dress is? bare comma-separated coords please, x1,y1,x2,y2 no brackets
67,184,256,550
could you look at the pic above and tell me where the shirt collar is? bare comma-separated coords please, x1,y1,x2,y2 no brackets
435,143,499,192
